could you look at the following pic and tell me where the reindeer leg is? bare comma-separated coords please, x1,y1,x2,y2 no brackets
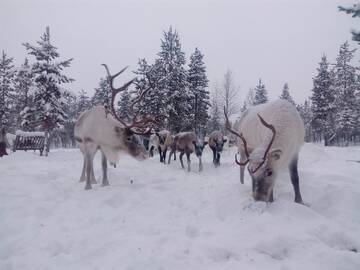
85,153,93,190
216,152,221,166
149,146,154,157
239,149,246,184
240,166,245,184
186,152,191,172
289,156,303,204
163,148,168,164
268,189,274,202
158,146,163,163
79,145,86,182
101,151,109,186
179,152,185,169
168,150,173,164
211,147,216,164
80,155,86,182
84,144,97,190
198,156,203,172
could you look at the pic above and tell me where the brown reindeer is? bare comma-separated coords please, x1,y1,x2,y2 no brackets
168,131,207,172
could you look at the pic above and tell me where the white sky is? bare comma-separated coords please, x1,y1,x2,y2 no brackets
1,0,359,103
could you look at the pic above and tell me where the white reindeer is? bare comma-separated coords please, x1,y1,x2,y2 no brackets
74,65,158,190
225,99,305,203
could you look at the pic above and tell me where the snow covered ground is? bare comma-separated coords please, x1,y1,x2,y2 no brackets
1,143,359,270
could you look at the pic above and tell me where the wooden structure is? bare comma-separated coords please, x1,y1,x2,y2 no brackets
13,131,49,156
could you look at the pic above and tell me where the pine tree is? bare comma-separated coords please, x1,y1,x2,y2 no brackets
62,91,77,147
23,27,74,134
297,99,313,142
339,4,360,43
188,48,209,133
117,88,132,122
253,79,268,105
14,58,36,131
132,58,166,124
0,50,16,131
279,83,295,105
332,41,358,143
91,77,111,107
153,26,190,132
77,89,91,115
310,55,335,145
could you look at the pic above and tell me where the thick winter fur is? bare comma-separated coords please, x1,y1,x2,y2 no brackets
168,131,207,172
208,131,227,167
236,99,305,203
155,130,173,164
74,106,147,190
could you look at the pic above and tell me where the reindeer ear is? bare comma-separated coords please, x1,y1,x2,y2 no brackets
203,141,208,146
268,149,282,161
223,139,227,143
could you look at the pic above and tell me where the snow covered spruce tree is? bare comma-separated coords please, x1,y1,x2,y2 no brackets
91,77,111,107
77,89,91,115
0,50,16,131
187,48,209,133
23,27,73,138
310,55,335,146
332,42,358,145
153,27,190,132
279,83,295,105
339,3,360,43
14,58,36,131
253,79,268,105
61,91,77,147
132,58,167,128
117,88,132,122
297,99,313,142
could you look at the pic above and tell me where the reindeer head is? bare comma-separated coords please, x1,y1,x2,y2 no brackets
193,136,208,157
224,108,281,202
247,147,282,201
103,64,160,161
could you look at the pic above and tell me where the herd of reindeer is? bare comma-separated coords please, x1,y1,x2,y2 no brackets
73,65,305,204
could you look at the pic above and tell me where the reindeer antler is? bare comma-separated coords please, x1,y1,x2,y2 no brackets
102,64,159,135
128,70,170,134
224,107,250,166
250,114,276,173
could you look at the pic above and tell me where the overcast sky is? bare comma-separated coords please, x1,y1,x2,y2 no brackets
1,0,359,103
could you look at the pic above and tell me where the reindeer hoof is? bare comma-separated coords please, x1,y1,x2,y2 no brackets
91,179,97,184
85,184,92,190
101,181,110,187
79,178,86,182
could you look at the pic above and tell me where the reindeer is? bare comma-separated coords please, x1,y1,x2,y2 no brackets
0,127,9,157
155,130,173,164
168,131,207,172
208,131,227,167
148,133,158,157
74,64,159,190
224,100,305,203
